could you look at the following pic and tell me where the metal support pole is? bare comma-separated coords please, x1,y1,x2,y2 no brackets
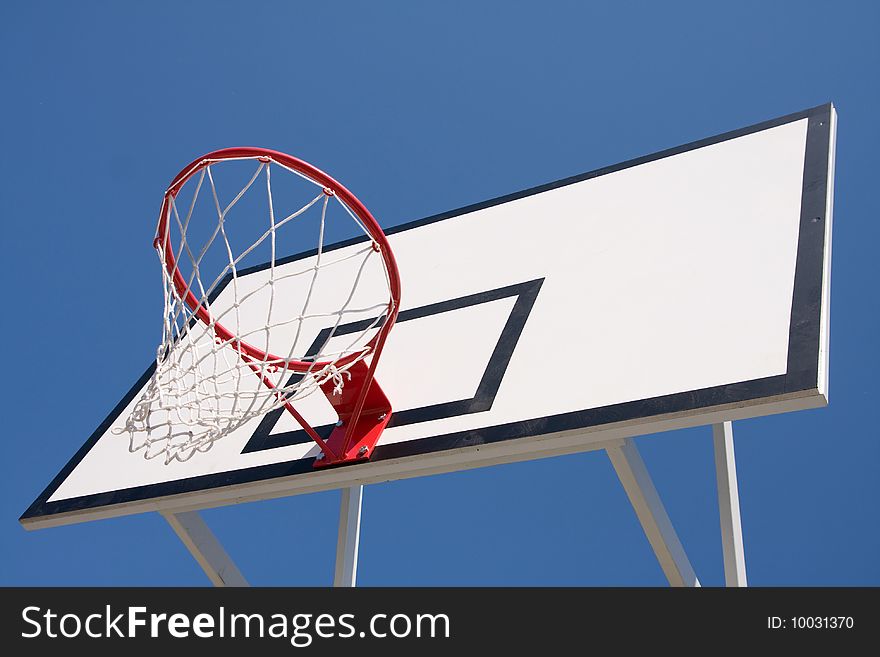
712,421,747,586
162,510,248,587
334,485,364,587
606,439,700,587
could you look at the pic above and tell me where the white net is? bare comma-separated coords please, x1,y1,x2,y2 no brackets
115,155,395,463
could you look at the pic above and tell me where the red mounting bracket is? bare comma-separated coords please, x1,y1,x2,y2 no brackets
313,359,391,468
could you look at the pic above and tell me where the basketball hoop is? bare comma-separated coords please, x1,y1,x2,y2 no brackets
116,147,401,467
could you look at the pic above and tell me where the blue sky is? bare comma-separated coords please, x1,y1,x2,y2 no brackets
2,1,877,586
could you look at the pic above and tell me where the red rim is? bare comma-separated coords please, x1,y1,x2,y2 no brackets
155,147,401,373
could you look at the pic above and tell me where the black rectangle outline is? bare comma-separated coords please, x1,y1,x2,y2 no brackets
241,279,545,453
21,103,833,523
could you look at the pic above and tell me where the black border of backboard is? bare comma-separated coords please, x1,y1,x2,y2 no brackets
21,103,834,524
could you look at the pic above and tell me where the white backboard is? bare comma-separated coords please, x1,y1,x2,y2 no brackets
22,104,836,529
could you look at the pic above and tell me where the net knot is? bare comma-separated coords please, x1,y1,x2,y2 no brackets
326,365,351,396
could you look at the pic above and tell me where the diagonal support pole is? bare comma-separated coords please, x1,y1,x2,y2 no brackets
606,439,700,587
712,421,747,586
334,485,364,587
162,510,248,587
